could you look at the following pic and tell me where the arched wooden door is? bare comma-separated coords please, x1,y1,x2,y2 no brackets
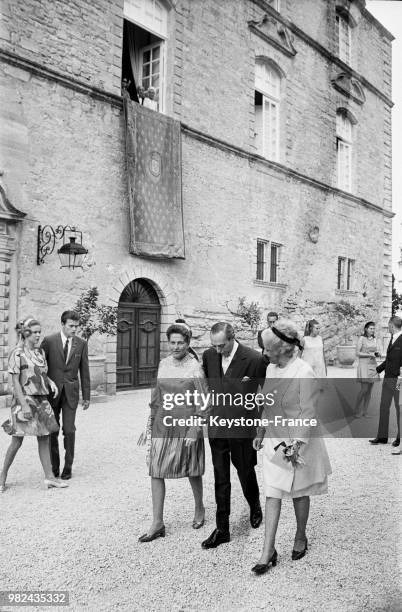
116,279,161,389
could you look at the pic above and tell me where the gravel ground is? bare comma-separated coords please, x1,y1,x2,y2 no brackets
0,370,401,612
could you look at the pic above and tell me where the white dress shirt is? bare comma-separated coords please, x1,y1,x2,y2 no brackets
60,331,72,362
391,330,402,345
221,340,239,375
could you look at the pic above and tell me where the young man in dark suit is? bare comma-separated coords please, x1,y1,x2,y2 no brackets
369,316,402,449
201,322,267,549
41,310,90,479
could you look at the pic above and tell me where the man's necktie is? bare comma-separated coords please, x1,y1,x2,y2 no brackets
387,335,393,353
219,354,224,377
63,338,69,362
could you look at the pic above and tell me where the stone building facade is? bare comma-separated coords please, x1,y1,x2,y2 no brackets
0,0,394,397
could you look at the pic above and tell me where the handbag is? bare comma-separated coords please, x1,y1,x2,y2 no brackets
268,445,294,492
35,400,59,433
1,418,14,435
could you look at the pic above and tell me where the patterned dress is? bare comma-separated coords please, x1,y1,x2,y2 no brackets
148,353,208,478
4,346,58,437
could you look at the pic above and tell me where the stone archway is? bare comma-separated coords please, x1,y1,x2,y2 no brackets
116,278,161,389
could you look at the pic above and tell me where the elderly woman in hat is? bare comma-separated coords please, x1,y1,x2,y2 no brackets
0,317,67,491
251,319,331,575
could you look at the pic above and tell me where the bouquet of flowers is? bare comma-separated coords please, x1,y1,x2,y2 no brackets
283,440,306,468
137,412,153,467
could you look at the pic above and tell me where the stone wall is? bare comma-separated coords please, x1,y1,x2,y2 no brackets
0,0,393,392
0,0,124,95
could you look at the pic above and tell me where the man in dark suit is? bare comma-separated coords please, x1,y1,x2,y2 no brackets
257,311,278,363
201,322,267,549
41,310,90,479
369,316,402,447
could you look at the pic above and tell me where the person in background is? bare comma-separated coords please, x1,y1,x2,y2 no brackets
257,312,279,361
143,87,158,111
300,319,327,378
392,386,402,454
0,318,67,491
41,310,90,480
137,85,145,104
369,316,402,449
354,322,381,418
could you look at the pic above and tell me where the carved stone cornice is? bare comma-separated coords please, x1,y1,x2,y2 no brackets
335,0,365,27
331,71,366,105
250,0,393,107
180,123,394,219
0,179,24,260
248,14,297,57
0,180,25,223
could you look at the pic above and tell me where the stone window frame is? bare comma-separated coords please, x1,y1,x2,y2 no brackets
256,238,283,284
335,5,357,67
124,0,169,38
122,0,172,113
336,107,356,192
337,256,355,291
254,57,285,162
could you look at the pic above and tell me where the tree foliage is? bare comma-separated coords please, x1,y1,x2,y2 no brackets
333,300,366,344
225,297,262,333
75,287,118,342
392,274,402,316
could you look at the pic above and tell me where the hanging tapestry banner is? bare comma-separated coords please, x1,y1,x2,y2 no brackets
124,96,185,259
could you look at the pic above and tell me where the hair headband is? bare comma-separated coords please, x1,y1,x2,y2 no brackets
16,317,35,331
271,326,302,349
175,321,191,331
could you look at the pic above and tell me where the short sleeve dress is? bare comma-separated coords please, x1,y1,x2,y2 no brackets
301,335,327,378
148,353,208,479
356,336,380,383
3,346,58,437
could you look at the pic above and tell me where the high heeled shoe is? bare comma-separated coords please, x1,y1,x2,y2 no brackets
292,538,308,560
138,525,166,542
192,516,205,529
44,479,68,489
251,549,278,575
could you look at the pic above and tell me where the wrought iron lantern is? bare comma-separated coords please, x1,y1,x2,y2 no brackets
37,225,88,269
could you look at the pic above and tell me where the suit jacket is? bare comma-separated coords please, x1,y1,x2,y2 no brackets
257,330,264,351
202,342,266,437
257,329,270,365
41,333,90,408
376,334,402,379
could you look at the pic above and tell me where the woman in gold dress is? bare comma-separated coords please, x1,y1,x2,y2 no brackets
139,324,208,542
